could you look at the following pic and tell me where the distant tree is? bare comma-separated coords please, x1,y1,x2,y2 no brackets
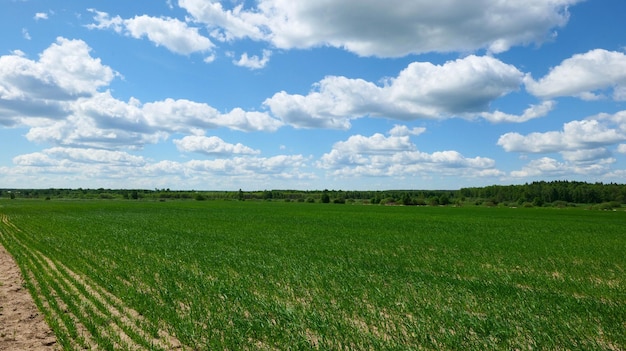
414,196,427,206
402,194,413,206
439,194,450,206
321,190,330,203
238,189,245,201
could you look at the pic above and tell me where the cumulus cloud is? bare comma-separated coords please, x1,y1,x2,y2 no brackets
525,49,626,100
179,0,268,42
481,100,556,123
173,135,260,155
4,143,312,189
264,55,524,128
44,147,147,165
560,148,613,163
23,93,282,149
182,155,309,177
498,119,626,153
318,126,501,178
5,148,312,189
234,49,272,69
499,111,626,178
142,99,282,133
510,156,615,178
180,0,580,57
87,10,214,56
389,125,426,137
0,39,283,149
0,37,116,126
11,147,148,180
0,37,117,100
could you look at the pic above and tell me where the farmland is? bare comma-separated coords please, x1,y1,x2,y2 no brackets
0,199,624,350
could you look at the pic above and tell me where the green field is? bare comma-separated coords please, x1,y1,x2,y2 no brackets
0,199,624,350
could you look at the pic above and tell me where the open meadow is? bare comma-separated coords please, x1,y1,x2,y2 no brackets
0,199,624,350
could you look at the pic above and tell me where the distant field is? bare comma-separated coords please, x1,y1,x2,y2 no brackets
0,199,624,350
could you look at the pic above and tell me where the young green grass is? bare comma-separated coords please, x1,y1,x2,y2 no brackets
0,199,624,350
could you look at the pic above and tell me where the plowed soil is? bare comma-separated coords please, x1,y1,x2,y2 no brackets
0,242,57,351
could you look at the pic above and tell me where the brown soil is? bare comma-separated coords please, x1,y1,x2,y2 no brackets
0,243,58,351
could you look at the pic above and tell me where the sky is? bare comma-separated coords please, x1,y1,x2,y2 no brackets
1,0,626,191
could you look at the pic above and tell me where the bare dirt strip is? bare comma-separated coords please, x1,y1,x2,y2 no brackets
0,242,58,351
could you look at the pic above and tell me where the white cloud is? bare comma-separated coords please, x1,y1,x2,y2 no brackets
12,147,147,177
594,110,626,132
34,12,48,20
87,10,214,56
318,126,500,178
180,0,580,57
264,55,524,128
21,91,165,149
498,113,626,177
498,119,626,153
173,135,260,155
0,37,116,126
510,157,568,178
44,147,147,165
124,15,214,55
525,49,626,100
618,144,626,154
0,38,283,149
12,152,56,167
481,100,556,123
22,28,31,40
389,125,426,137
23,93,283,150
5,148,313,189
39,38,118,95
179,0,268,42
143,99,283,133
190,154,309,178
328,132,417,156
560,148,613,163
85,9,124,32
510,156,614,178
234,49,271,69
203,54,216,63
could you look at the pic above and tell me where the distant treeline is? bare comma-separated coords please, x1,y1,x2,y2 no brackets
459,181,626,206
1,181,625,207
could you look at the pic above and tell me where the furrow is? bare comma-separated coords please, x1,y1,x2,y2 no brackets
58,261,183,350
11,231,97,349
22,269,83,350
0,218,93,350
38,254,147,351
1,213,183,351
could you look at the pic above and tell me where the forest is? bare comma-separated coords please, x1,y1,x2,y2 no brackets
2,181,625,208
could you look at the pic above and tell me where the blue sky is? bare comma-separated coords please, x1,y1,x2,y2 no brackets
1,0,626,190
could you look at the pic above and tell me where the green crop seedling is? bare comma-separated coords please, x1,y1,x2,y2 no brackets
0,200,624,350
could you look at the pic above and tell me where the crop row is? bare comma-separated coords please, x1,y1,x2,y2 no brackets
0,213,181,351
